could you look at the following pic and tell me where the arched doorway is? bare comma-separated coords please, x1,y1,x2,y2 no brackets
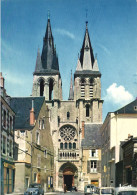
58,162,78,191
63,168,74,191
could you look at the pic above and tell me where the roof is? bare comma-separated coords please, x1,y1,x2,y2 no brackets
10,97,45,130
114,99,137,114
81,123,102,148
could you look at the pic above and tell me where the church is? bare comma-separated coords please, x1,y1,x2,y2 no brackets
32,17,103,191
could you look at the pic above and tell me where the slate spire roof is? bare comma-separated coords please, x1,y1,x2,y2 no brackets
80,22,95,70
75,22,101,76
34,18,59,75
68,70,74,100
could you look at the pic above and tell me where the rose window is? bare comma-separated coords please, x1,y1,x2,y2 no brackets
60,126,75,141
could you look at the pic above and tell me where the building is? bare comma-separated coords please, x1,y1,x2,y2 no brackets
81,123,102,188
101,99,137,187
122,136,137,187
10,97,54,193
0,73,15,195
32,17,103,191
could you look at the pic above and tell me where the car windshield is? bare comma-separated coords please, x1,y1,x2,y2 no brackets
29,184,41,188
117,192,137,195
101,189,114,194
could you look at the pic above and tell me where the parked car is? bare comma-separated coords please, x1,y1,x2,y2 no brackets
70,186,77,192
84,184,99,195
99,187,115,195
115,186,137,195
24,183,44,195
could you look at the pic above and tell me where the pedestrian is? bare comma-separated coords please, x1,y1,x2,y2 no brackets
64,184,67,193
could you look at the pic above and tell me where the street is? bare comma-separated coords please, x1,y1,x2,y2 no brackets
45,192,84,195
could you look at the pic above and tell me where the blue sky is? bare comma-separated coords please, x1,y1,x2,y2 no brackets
1,0,137,120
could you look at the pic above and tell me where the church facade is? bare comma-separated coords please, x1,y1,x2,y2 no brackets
32,18,103,191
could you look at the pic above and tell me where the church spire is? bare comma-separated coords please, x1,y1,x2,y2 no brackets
68,70,74,100
79,22,95,70
41,17,59,71
34,48,43,72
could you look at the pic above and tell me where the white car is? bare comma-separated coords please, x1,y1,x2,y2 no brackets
115,186,137,195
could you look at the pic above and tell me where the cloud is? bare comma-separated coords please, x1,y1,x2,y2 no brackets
55,28,75,39
98,43,111,56
104,83,134,106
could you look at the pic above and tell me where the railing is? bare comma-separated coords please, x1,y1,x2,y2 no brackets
58,149,79,161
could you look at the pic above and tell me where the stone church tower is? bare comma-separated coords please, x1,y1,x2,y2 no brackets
32,18,103,191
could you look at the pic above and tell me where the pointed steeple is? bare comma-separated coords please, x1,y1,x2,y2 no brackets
76,54,82,71
93,54,99,71
79,22,95,70
41,18,59,71
34,48,43,72
68,70,74,100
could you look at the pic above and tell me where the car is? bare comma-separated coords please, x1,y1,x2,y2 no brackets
115,186,137,195
99,187,115,195
24,183,44,195
84,184,99,195
70,186,77,192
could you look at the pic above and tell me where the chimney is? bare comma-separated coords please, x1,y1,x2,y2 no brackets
82,121,85,139
0,72,5,88
30,99,35,126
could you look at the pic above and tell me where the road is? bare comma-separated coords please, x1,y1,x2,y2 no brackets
45,192,84,195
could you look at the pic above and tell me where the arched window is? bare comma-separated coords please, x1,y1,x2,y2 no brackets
49,79,54,100
65,143,67,149
60,143,63,149
69,143,72,149
81,78,85,98
40,79,44,96
89,78,94,98
73,143,76,149
86,104,90,117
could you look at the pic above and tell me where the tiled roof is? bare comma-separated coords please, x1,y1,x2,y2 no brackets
10,97,45,130
114,99,137,114
81,123,102,148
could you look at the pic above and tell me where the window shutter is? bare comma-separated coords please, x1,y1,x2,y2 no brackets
97,160,101,173
87,161,90,173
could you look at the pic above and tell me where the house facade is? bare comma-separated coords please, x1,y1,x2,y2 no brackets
0,72,15,195
101,99,137,187
32,18,103,191
10,97,54,193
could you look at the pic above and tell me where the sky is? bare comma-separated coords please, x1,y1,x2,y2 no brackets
1,0,137,121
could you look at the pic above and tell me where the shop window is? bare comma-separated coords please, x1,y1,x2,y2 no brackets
34,173,37,183
60,143,63,149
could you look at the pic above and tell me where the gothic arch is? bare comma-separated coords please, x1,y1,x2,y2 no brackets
59,162,78,174
37,77,45,97
48,77,55,100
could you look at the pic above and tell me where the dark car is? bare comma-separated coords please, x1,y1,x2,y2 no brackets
24,183,44,195
70,186,77,192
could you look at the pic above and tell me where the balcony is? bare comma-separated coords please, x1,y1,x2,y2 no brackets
58,149,79,162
